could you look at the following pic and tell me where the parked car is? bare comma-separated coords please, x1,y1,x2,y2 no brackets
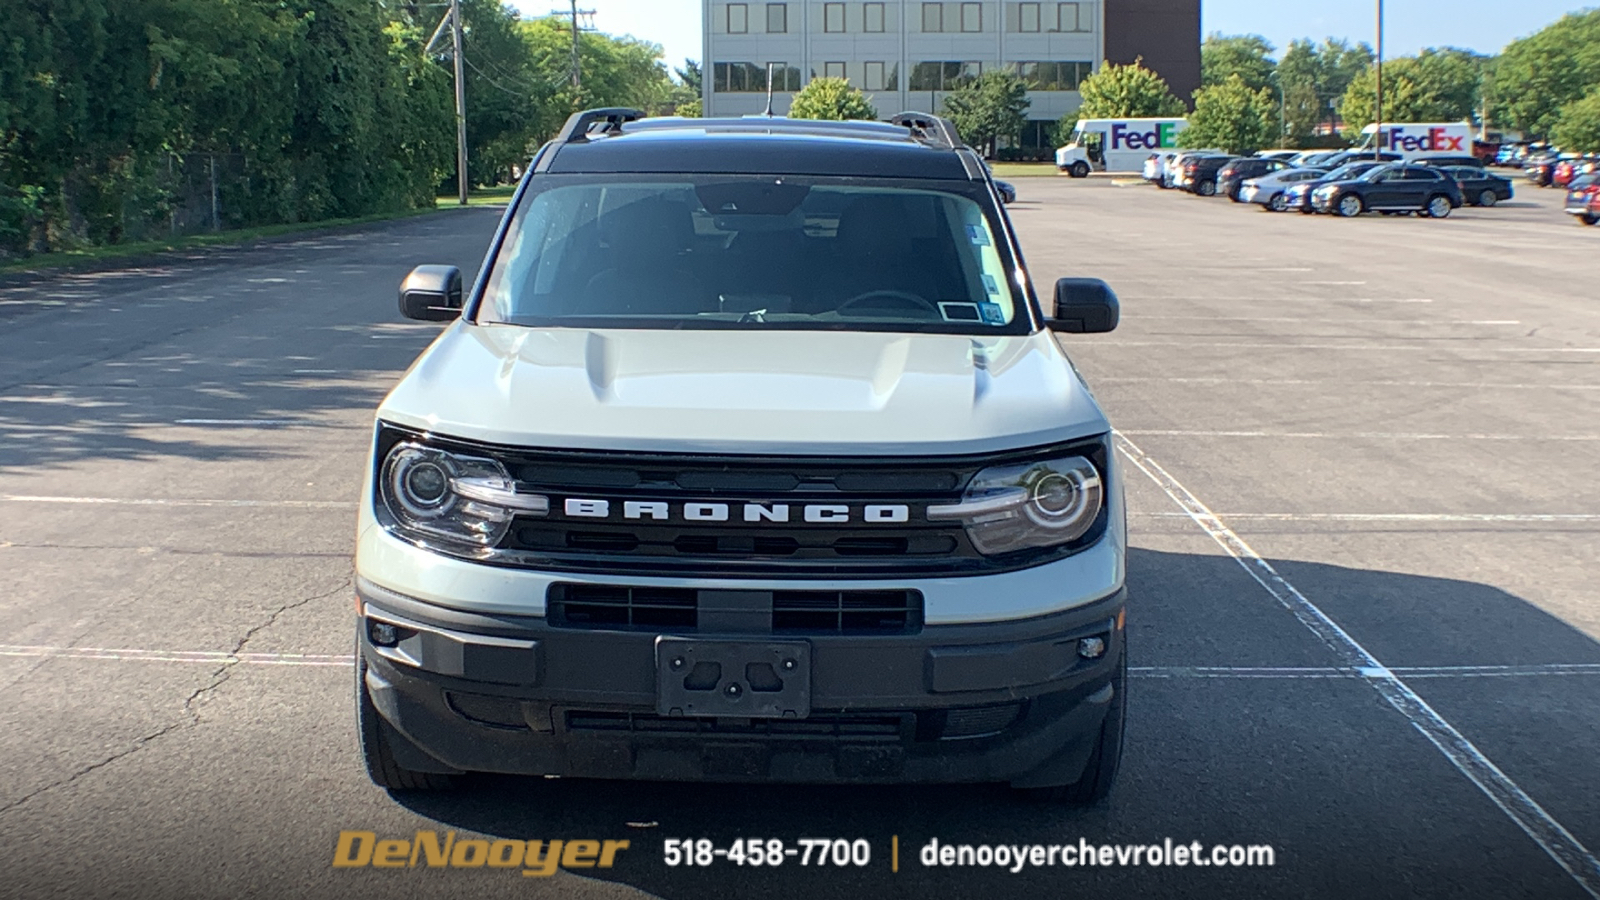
1181,154,1240,196
1525,152,1563,187
1282,161,1390,213
1239,167,1330,211
1566,174,1600,226
1255,149,1303,161
1292,150,1343,167
1553,159,1579,188
1316,150,1403,171
1145,151,1180,185
1217,157,1296,201
1164,149,1224,189
1493,143,1527,167
1441,166,1515,206
995,179,1017,204
1311,164,1465,218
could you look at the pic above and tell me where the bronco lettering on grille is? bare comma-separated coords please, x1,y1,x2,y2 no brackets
561,499,911,524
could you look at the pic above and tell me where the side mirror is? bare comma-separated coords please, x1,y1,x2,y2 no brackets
1048,278,1119,334
399,265,463,321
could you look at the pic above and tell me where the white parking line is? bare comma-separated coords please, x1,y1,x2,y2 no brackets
1132,512,1600,523
1094,377,1600,390
1081,341,1600,352
1132,664,1600,679
0,495,352,509
173,418,302,426
0,645,350,666
1122,316,1518,325
1114,431,1600,898
1119,429,1600,442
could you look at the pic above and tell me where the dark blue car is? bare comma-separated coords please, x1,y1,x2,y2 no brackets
1282,161,1389,213
1310,164,1466,218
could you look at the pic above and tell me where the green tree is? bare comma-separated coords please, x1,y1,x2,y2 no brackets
1202,34,1277,93
941,70,1031,156
1553,85,1600,152
1337,49,1485,131
675,59,702,95
1492,9,1600,137
1177,74,1277,154
788,77,877,120
1074,60,1187,119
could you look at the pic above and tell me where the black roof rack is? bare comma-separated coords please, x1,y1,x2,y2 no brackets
890,112,965,149
556,108,645,144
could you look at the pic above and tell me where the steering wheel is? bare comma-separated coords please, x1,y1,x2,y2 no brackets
836,290,941,317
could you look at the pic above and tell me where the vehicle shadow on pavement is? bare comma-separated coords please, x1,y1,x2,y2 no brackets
390,547,1600,900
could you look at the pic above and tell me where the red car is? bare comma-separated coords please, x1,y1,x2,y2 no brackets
1553,159,1578,188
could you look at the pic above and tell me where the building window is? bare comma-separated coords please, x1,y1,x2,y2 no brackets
714,61,773,92
726,3,747,33
1018,2,1040,32
770,63,802,91
824,61,847,81
865,61,885,91
922,2,942,32
961,2,981,32
824,2,845,32
1053,2,1090,32
1013,60,1093,91
766,3,787,33
910,61,983,91
864,2,885,32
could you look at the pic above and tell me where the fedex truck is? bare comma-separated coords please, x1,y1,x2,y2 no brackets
1056,118,1189,177
1356,122,1475,159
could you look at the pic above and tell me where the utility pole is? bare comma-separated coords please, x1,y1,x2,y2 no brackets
551,0,596,93
1374,0,1384,160
451,0,469,205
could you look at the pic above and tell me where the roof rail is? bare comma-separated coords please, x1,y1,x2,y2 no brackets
556,108,645,144
890,112,965,149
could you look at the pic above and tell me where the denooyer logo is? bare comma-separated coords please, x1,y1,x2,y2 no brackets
1110,122,1180,151
333,830,630,877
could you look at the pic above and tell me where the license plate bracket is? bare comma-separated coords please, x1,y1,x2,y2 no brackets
655,637,811,719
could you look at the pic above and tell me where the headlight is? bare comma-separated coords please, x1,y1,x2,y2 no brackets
379,443,547,550
928,457,1103,556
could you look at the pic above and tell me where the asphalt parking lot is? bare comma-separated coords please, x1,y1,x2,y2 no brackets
1,177,1597,900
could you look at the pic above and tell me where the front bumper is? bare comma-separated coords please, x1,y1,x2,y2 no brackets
358,578,1126,785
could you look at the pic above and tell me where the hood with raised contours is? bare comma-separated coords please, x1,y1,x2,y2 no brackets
376,324,1109,455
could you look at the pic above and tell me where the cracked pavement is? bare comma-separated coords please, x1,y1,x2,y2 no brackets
1,187,1598,900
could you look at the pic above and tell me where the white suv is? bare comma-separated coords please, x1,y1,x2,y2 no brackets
355,110,1129,803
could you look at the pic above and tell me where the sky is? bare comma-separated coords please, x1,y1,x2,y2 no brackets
508,1,1595,73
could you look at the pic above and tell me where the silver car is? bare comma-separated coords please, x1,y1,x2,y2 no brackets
1239,167,1332,211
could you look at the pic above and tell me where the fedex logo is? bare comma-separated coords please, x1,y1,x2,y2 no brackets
1381,126,1466,153
1110,122,1181,151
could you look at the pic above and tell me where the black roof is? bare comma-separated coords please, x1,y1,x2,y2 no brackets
532,110,985,181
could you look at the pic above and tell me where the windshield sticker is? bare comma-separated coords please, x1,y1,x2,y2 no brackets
967,225,991,246
938,302,983,323
979,302,1006,325
981,274,1000,296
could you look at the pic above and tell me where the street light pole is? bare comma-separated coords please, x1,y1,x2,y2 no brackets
1374,0,1384,160
450,0,469,206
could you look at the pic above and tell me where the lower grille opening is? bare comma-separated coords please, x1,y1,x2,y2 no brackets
774,590,921,635
939,703,1023,740
565,710,910,739
549,584,697,629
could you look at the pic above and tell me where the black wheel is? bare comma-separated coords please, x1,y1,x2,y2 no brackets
1069,161,1091,179
1580,213,1598,226
1337,193,1364,218
357,653,456,791
1478,189,1498,207
1426,195,1453,219
1197,179,1217,197
1013,648,1127,805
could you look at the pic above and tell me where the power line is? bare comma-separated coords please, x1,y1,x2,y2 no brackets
549,0,596,90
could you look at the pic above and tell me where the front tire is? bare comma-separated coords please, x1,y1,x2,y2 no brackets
1069,161,1091,179
1268,193,1288,212
1197,179,1217,197
1426,195,1453,219
1478,189,1498,207
357,653,456,791
1014,650,1127,805
1580,213,1598,226
1337,194,1364,218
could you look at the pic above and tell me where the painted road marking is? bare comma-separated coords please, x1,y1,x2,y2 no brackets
1119,429,1600,441
0,495,352,509
1131,512,1600,523
1093,377,1600,390
1115,431,1600,899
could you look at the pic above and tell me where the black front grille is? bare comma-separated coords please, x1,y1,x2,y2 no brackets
773,590,920,634
547,584,922,635
548,584,697,629
376,424,1110,578
565,710,910,739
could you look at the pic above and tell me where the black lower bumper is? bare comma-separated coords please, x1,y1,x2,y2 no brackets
357,578,1126,786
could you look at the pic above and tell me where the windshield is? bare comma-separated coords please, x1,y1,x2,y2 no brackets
1324,163,1374,181
477,175,1029,335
